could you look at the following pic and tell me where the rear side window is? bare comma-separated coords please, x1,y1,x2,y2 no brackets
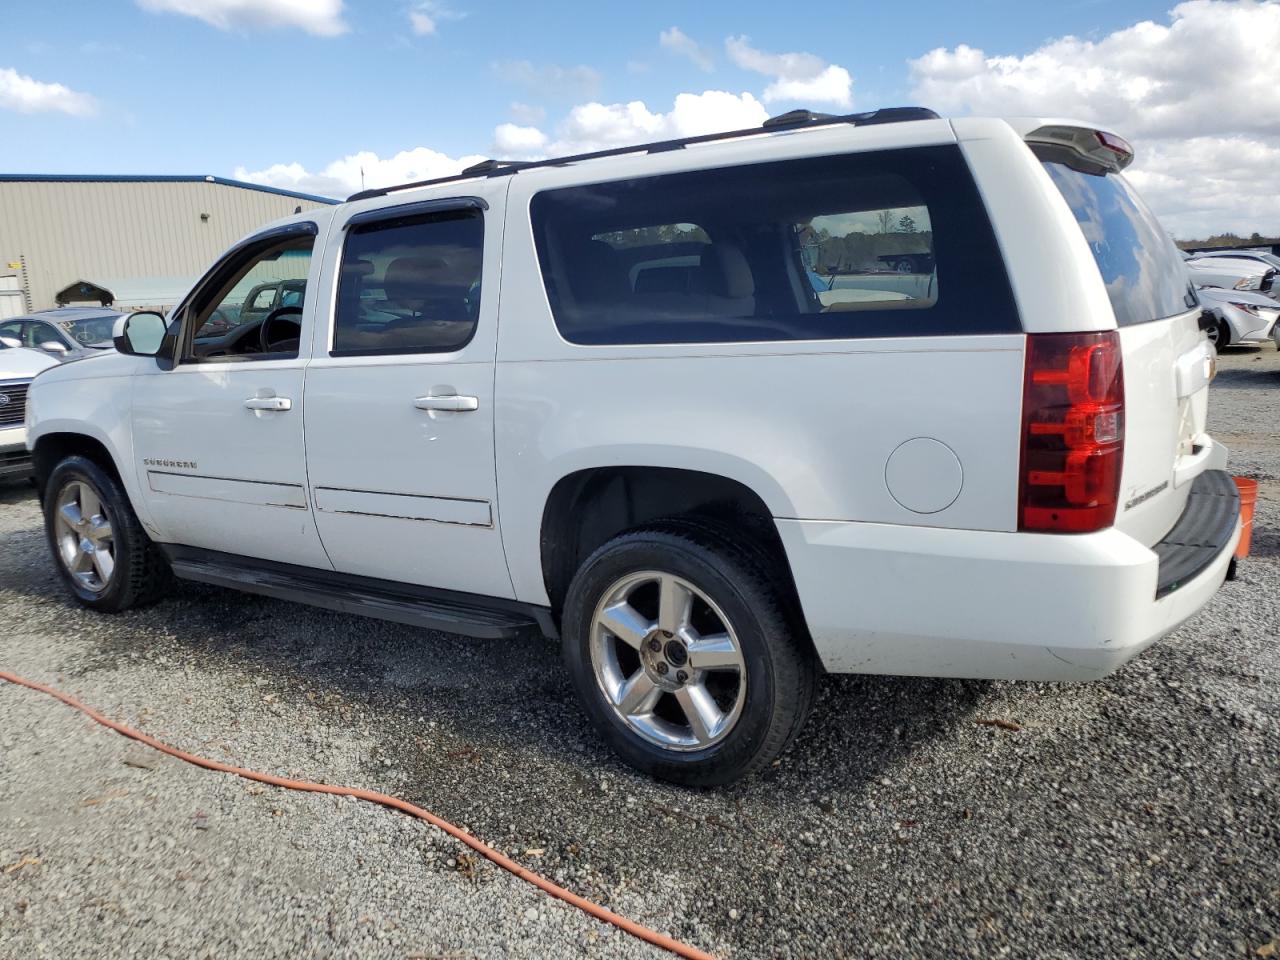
530,145,1019,345
332,209,483,357
1037,145,1195,327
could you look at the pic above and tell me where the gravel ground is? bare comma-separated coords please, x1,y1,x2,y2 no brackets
1,347,1277,960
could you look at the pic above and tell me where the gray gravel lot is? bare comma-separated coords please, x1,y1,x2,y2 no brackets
2,348,1278,960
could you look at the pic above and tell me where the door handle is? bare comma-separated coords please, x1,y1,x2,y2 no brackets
414,395,479,412
244,396,292,412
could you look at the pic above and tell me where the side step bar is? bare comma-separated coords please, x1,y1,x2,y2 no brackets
163,546,556,640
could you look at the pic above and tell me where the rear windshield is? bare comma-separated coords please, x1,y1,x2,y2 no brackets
530,145,1020,345
1038,146,1194,327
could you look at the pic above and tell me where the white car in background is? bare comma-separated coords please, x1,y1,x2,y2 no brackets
1190,249,1280,274
1183,252,1277,299
1197,286,1280,348
0,343,57,481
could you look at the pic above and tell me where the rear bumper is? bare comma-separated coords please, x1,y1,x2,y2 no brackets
777,473,1240,681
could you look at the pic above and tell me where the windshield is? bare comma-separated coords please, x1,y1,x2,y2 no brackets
1038,146,1195,326
59,316,116,346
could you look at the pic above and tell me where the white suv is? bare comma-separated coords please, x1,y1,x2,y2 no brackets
26,109,1241,785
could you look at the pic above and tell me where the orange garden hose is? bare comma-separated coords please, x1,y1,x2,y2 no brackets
0,669,718,960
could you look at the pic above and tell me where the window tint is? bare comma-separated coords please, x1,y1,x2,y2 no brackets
190,240,313,346
530,145,1018,345
1038,146,1195,327
332,209,483,356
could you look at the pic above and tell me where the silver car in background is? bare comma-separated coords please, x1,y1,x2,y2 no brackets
0,307,122,362
1197,286,1279,348
1183,251,1277,301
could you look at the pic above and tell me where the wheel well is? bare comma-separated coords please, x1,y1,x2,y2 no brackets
31,433,123,497
540,467,801,617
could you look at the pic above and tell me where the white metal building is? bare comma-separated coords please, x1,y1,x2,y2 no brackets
0,175,338,317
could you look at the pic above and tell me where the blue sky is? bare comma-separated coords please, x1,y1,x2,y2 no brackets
2,1,1279,236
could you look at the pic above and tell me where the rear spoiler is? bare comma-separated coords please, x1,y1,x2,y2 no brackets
1021,123,1135,172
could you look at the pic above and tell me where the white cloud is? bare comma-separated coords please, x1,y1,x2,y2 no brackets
407,1,462,37
910,1,1280,140
492,123,548,157
660,27,713,72
540,90,769,158
0,67,96,115
725,36,852,107
908,0,1280,237
1125,136,1280,238
408,10,435,35
136,0,347,36
235,145,488,198
239,90,772,195
493,60,602,99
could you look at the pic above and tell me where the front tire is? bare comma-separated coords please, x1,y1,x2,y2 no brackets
562,525,817,787
43,455,170,612
1206,318,1230,349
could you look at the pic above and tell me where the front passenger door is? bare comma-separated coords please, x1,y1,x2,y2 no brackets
131,223,332,568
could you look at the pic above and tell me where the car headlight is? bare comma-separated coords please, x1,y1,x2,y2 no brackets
1228,301,1261,317
1233,276,1262,290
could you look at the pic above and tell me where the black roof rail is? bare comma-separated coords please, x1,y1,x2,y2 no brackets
346,105,940,202
763,108,837,129
459,158,531,176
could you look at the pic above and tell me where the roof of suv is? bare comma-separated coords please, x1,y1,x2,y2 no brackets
346,107,943,203
246,109,1130,245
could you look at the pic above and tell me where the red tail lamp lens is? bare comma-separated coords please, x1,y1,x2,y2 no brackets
1095,130,1134,161
1019,331,1125,533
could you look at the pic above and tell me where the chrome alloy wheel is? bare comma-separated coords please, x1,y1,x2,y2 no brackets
589,570,746,751
53,480,116,593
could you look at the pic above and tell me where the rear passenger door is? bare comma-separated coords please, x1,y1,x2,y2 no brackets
303,187,514,599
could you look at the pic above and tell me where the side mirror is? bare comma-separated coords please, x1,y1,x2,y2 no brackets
113,311,167,357
0,336,19,349
41,340,69,355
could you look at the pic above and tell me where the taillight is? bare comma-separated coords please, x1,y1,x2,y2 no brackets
1094,129,1134,164
1019,331,1125,533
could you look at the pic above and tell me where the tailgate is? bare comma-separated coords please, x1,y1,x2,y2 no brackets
1114,306,1216,548
1031,134,1217,550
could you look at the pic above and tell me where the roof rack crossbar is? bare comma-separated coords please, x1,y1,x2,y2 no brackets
346,106,938,202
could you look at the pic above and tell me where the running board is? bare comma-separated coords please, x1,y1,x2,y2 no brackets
163,547,555,640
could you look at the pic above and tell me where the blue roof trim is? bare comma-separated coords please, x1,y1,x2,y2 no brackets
0,173,339,205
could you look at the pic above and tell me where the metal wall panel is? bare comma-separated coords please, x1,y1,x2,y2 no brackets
0,180,332,311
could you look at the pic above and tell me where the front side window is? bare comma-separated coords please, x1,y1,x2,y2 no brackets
185,235,314,359
30,322,66,348
530,145,1018,345
331,208,483,356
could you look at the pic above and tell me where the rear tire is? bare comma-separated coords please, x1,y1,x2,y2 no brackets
562,524,817,787
43,455,171,612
